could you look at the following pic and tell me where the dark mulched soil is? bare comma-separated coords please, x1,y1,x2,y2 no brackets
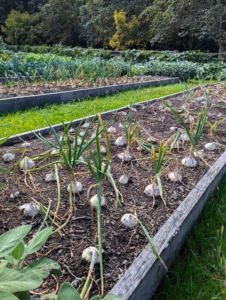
0,83,226,298
0,75,168,99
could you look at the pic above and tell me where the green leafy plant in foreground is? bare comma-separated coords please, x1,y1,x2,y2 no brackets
39,282,121,300
0,225,61,300
0,224,122,300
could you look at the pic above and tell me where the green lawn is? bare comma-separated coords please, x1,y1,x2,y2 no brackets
153,175,226,300
0,82,199,137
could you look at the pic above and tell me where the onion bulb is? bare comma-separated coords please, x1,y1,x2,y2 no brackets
168,171,182,182
67,181,83,194
82,247,99,263
3,152,14,162
144,183,160,197
45,173,57,182
107,126,117,134
115,136,126,146
90,194,106,207
181,156,197,167
181,133,190,141
19,202,39,217
20,156,35,170
117,149,132,161
205,142,216,151
119,175,128,184
121,213,138,229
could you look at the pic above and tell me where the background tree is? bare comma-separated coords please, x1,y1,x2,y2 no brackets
0,0,24,34
109,10,139,50
1,10,41,45
79,0,153,47
39,0,83,46
145,0,225,54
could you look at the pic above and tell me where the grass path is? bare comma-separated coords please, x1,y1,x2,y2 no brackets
0,82,198,137
153,175,226,299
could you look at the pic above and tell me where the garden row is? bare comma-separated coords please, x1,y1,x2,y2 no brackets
1,39,226,82
1,83,226,299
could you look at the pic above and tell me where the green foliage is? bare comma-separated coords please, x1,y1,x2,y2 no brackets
162,96,208,151
155,50,216,63
43,282,122,300
38,0,82,46
1,10,41,45
109,10,140,50
0,224,61,299
0,52,135,79
143,60,197,81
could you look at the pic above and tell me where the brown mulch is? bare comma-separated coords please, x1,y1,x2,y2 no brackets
0,75,168,99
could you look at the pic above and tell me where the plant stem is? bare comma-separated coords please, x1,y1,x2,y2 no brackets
97,181,104,295
53,164,60,221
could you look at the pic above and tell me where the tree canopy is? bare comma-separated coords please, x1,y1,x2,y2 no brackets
1,0,226,55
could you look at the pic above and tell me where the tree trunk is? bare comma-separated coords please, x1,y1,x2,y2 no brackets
218,42,226,60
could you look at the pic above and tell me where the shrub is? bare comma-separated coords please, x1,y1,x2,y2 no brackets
142,60,197,81
1,10,41,45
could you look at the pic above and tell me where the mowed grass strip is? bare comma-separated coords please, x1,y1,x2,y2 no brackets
153,175,226,300
0,82,199,137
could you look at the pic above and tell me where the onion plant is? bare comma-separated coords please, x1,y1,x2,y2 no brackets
86,116,111,296
206,118,226,136
161,93,208,153
0,125,11,187
149,142,169,205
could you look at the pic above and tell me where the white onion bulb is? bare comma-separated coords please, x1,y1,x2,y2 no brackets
45,173,57,182
115,136,126,146
3,152,14,162
91,132,102,139
119,175,128,184
121,214,138,229
20,156,35,170
90,194,106,207
168,171,182,182
100,146,106,153
82,121,90,128
181,133,190,141
117,150,132,161
21,141,31,148
205,143,216,151
19,202,39,217
79,131,85,137
10,191,19,199
82,247,99,263
67,181,83,194
101,163,111,173
181,156,197,167
51,148,59,155
144,183,160,197
107,126,117,134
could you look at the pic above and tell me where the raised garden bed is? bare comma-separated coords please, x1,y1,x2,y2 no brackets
0,76,179,114
0,83,226,299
